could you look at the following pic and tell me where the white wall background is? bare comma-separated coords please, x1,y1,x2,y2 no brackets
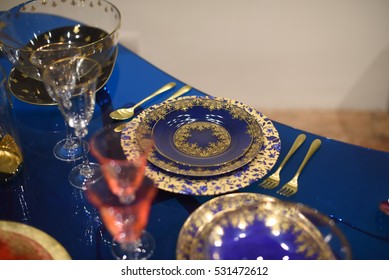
2,0,389,110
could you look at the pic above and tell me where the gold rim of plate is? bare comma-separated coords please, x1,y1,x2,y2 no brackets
0,220,71,260
121,96,281,196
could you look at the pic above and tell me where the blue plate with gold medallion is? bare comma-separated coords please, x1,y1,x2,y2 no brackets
122,96,281,195
136,97,264,176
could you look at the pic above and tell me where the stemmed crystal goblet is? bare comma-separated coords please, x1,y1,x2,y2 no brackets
42,56,102,189
87,125,157,260
31,44,86,162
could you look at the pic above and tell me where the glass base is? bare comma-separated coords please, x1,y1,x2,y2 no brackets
111,231,155,260
68,162,102,190
53,137,89,162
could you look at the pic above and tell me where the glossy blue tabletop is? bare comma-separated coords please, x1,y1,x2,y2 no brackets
0,45,388,260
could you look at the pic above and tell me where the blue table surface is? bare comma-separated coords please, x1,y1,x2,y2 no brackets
0,45,388,260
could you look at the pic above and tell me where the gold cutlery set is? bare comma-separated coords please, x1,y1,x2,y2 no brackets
260,133,321,197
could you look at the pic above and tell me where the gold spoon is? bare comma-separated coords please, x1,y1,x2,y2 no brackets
113,84,192,133
109,82,176,120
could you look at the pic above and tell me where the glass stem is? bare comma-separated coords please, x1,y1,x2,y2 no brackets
64,122,76,148
78,136,93,178
120,240,138,252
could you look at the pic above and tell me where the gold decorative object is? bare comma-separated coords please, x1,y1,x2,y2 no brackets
0,134,23,176
173,121,232,157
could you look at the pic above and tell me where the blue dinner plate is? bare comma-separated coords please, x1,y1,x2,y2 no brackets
136,97,263,176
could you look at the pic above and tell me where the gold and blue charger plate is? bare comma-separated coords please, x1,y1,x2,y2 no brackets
0,220,71,260
135,97,264,177
121,96,281,195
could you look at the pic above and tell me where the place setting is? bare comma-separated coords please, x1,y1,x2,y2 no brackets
120,95,282,196
112,89,354,260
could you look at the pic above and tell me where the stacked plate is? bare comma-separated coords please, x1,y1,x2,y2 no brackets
176,193,351,260
121,96,281,195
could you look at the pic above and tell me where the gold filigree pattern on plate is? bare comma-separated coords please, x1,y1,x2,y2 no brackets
121,96,281,195
137,97,260,132
189,202,335,260
173,121,231,158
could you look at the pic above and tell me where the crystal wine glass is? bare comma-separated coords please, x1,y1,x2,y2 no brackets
30,43,86,162
87,125,157,259
42,56,102,189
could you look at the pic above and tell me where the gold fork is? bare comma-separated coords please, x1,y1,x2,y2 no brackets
277,138,322,197
259,134,306,189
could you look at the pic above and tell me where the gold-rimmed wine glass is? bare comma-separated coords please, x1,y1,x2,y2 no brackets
42,56,102,189
30,43,86,162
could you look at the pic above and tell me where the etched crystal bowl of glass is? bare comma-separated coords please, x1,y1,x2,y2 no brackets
0,0,120,166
